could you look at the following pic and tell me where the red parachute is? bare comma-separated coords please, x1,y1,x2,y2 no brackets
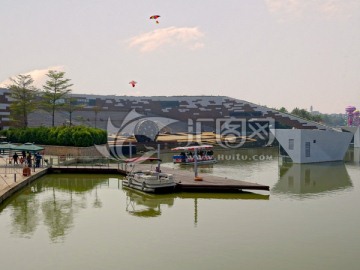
129,80,137,87
150,15,160,24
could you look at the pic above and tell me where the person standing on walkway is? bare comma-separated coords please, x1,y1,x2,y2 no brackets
26,152,32,167
13,152,19,164
35,152,42,168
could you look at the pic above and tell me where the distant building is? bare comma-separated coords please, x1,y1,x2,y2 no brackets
0,88,12,129
0,89,332,132
309,105,321,115
2,88,354,163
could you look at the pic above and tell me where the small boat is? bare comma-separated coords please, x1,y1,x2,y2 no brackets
171,145,217,165
122,157,176,193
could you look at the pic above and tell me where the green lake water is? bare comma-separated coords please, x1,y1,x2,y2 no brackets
0,147,359,270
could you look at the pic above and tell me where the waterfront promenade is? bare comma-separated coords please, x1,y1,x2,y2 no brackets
0,156,48,204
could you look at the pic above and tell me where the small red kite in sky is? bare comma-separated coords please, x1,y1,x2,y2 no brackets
150,15,160,24
129,80,137,87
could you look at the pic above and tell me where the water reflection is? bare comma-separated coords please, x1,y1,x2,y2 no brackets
8,191,40,238
0,174,112,242
176,193,270,226
344,147,360,164
124,188,269,227
125,189,175,218
273,162,353,197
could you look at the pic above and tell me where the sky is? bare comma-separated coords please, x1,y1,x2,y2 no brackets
1,0,359,114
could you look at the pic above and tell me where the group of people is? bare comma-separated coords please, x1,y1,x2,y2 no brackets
12,151,42,167
178,150,215,162
183,150,214,157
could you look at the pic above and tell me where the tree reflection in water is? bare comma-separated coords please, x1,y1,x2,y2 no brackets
3,174,113,242
10,192,40,238
4,174,270,241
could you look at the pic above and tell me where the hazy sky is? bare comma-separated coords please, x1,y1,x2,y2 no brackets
1,0,359,113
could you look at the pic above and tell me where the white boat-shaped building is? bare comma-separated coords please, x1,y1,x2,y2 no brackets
122,157,176,193
171,145,217,165
271,129,353,163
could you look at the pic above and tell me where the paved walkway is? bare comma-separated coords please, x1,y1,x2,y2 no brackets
0,155,48,203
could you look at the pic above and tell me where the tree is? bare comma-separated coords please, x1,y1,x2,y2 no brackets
92,106,101,128
62,96,84,126
7,74,39,128
278,107,288,113
321,114,346,126
42,70,73,127
291,107,323,123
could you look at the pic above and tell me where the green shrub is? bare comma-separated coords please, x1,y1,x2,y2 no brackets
0,126,107,147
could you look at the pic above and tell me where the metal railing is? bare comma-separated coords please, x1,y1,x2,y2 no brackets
0,156,127,189
0,174,11,188
48,155,126,171
0,156,27,186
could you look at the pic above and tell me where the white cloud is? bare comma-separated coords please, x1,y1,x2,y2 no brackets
265,0,302,15
190,42,205,50
0,66,65,88
264,0,359,19
128,27,205,53
318,0,359,18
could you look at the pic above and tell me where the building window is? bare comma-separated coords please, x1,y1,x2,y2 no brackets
88,99,96,106
305,142,311,157
289,139,294,150
160,101,179,108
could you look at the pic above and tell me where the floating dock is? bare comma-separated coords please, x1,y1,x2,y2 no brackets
118,163,270,192
173,171,269,192
48,164,269,192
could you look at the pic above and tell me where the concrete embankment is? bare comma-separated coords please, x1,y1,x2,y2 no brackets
0,167,48,204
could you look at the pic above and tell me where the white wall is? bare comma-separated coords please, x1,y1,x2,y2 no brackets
272,129,353,163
